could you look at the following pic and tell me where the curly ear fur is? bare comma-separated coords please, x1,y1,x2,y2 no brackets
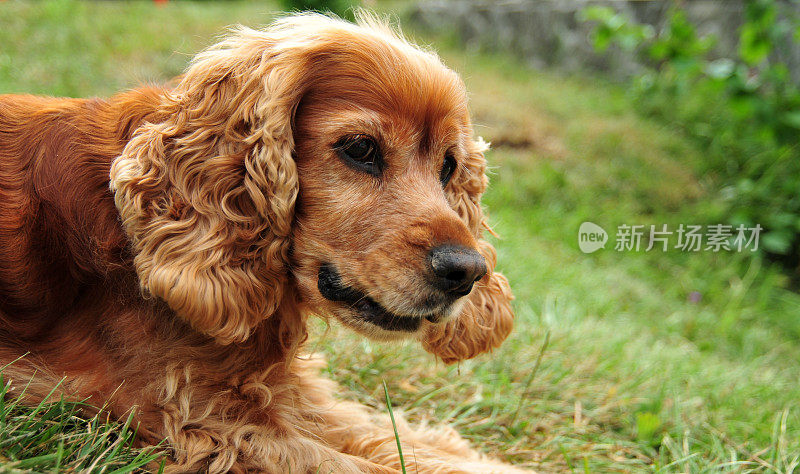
110,28,308,344
423,138,515,363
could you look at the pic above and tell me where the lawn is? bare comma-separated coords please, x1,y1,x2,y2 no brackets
1,1,798,472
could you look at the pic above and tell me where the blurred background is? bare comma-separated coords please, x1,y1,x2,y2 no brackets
1,0,799,471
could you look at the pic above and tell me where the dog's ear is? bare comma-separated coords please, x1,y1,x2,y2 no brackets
110,30,308,344
422,138,515,364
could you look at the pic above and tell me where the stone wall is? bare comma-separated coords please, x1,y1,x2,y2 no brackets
409,0,800,83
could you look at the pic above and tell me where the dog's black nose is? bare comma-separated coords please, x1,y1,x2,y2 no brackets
428,245,487,296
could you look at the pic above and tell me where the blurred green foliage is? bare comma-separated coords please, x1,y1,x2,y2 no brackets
277,0,358,19
578,6,654,52
582,0,800,271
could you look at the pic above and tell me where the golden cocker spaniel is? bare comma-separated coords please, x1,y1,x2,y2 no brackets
0,12,518,473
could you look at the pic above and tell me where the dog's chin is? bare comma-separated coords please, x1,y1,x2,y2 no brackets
317,264,459,340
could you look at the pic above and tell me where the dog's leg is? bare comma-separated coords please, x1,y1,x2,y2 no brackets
313,400,527,473
141,357,398,474
162,425,397,474
293,358,527,474
151,355,525,473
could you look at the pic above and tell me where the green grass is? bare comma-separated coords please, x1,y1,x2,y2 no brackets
2,1,799,472
0,363,165,472
383,381,407,474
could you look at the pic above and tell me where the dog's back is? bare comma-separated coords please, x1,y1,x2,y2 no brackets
0,90,162,351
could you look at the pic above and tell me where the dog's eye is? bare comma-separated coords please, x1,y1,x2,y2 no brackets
334,135,383,176
440,151,457,186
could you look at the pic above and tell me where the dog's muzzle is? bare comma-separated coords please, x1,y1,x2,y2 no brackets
317,264,443,332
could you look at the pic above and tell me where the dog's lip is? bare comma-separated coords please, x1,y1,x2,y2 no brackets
317,264,436,332
425,314,443,323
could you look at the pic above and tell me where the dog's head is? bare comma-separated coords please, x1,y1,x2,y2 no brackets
110,12,513,363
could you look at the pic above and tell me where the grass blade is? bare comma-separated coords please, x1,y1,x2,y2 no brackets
510,330,550,426
382,381,407,474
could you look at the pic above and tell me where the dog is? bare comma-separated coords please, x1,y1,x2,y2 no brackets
0,12,517,473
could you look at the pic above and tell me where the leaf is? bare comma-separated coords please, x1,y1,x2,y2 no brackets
578,6,616,23
781,111,800,129
593,29,612,52
705,58,735,79
761,230,793,254
740,24,771,65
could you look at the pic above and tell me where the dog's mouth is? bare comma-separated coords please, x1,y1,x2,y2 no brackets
317,264,442,332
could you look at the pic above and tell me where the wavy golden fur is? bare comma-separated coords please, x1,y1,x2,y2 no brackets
0,12,517,472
